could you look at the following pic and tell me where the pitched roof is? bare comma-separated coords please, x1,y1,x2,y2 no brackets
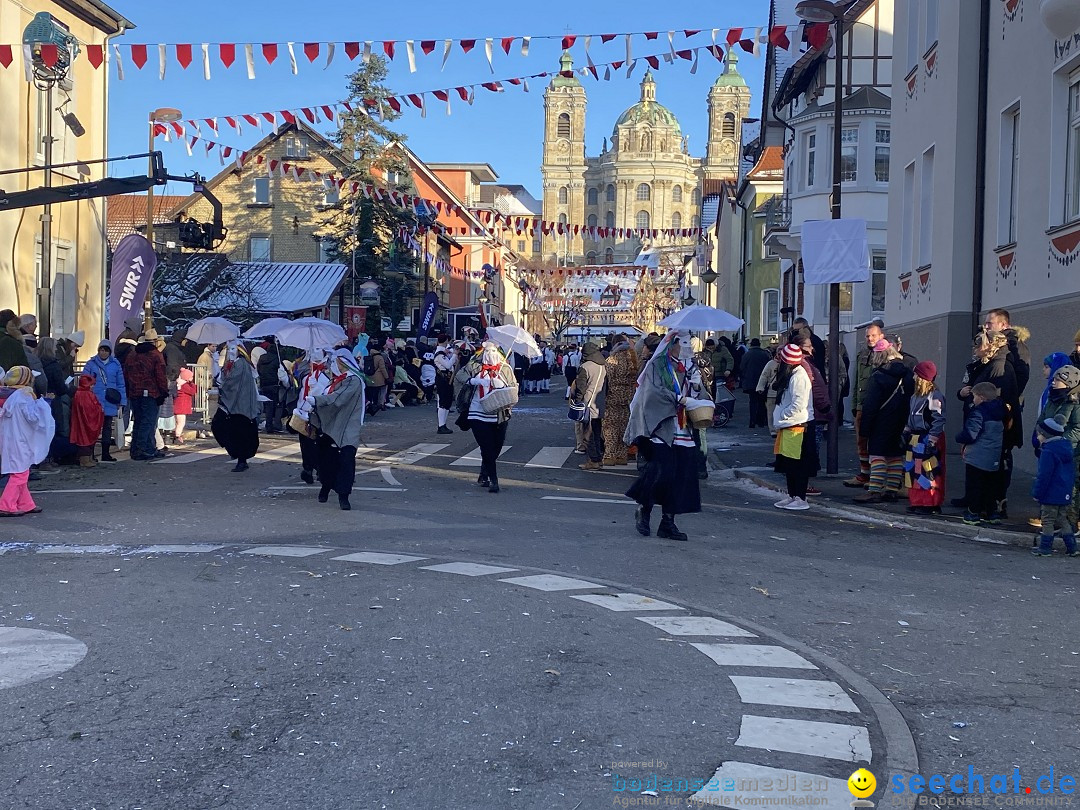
106,194,188,251
747,146,785,180
237,262,350,314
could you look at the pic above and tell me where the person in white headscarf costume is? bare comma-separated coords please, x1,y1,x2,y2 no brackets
291,347,331,485
212,341,260,472
311,349,366,510
0,366,55,516
461,341,517,493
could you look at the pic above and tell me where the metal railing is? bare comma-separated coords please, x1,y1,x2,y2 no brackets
762,194,791,233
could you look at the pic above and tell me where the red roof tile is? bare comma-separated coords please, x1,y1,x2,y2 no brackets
747,146,784,180
105,194,187,251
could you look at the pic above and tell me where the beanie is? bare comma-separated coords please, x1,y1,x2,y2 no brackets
913,360,937,381
872,338,892,352
1038,413,1068,437
1053,365,1080,389
779,344,803,366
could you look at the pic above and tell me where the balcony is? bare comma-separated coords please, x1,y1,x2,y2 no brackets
762,194,791,235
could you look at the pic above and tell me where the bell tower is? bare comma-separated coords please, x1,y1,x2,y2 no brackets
705,49,752,181
541,52,588,264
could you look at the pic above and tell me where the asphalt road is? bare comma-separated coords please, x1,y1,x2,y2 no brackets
3,387,1079,808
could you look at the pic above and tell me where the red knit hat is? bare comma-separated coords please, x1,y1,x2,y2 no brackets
779,344,804,365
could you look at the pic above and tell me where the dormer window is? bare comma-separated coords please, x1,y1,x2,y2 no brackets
285,136,309,158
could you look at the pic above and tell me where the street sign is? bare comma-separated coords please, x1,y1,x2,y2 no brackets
379,317,392,331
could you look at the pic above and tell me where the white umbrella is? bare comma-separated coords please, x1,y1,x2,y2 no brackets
242,317,293,339
274,317,348,352
485,325,541,359
658,305,744,333
187,316,240,345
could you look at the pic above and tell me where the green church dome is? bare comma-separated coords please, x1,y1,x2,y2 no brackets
613,70,682,136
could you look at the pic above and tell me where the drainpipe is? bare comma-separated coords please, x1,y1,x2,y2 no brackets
970,1,990,336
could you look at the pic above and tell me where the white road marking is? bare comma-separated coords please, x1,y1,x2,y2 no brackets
691,643,817,669
449,446,511,467
420,562,519,576
570,593,685,612
381,443,449,465
728,676,860,712
240,546,331,558
636,616,757,637
0,627,88,691
355,444,388,456
152,447,228,463
499,574,603,591
331,552,427,565
524,446,575,469
356,466,402,487
37,545,120,554
266,486,405,493
124,545,225,555
29,488,124,494
540,496,636,505
249,446,303,464
735,715,871,763
690,762,852,809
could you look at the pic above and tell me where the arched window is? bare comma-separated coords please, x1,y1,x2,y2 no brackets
636,210,651,231
606,184,616,202
672,185,683,203
722,112,736,139
587,187,598,206
558,213,568,226
587,214,598,229
586,251,598,264
671,212,682,230
641,132,652,152
605,210,615,228
558,186,568,205
557,113,571,139
693,188,702,204
605,248,615,264
636,183,651,201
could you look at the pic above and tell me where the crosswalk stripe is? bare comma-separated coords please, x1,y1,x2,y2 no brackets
690,762,852,809
690,643,817,669
735,716,871,763
249,446,303,464
524,446,575,469
449,446,511,467
728,676,860,712
152,447,228,464
382,443,450,465
355,444,387,456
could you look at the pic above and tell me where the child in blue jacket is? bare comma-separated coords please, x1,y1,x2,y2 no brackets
955,382,1005,525
1031,414,1079,557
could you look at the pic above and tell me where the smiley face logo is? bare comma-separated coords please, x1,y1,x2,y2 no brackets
848,768,877,798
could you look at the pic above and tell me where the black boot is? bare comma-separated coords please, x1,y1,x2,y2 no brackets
487,475,500,494
232,460,248,473
657,514,688,541
635,506,652,537
477,471,490,488
338,493,351,511
300,468,314,485
318,485,331,503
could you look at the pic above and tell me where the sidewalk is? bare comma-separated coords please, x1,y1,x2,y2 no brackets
709,390,1042,548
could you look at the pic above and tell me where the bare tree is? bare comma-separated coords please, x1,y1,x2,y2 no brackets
512,260,594,342
150,253,261,332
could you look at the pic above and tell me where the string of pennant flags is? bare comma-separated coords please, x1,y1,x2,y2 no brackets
3,25,818,81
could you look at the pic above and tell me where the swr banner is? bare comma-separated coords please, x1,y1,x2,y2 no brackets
108,234,156,342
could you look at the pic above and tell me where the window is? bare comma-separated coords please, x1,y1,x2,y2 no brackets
919,147,935,266
557,113,571,139
672,185,683,203
1067,73,1080,222
252,176,271,205
558,186,568,205
761,289,780,335
804,132,817,189
604,248,615,264
671,212,682,230
249,236,271,261
871,254,887,312
1000,107,1021,244
925,0,939,49
587,214,598,229
586,251,597,264
722,113,736,139
839,283,854,313
636,183,651,201
605,211,615,228
693,188,701,204
606,184,616,202
318,238,334,263
558,213,568,226
385,170,402,185
323,182,340,206
588,187,598,205
532,239,541,253
636,210,650,231
840,127,859,182
285,136,309,158
875,128,891,183
902,161,916,271
517,240,526,252
907,0,920,66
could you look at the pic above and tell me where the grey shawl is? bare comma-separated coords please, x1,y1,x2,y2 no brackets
623,354,679,447
219,359,260,420
313,375,364,448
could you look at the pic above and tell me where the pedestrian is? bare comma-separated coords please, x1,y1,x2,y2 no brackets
311,349,366,510
756,350,780,437
1031,354,1074,449
123,329,169,461
0,311,27,372
563,343,581,400
0,366,54,516
845,319,886,488
173,368,197,445
292,349,331,485
687,336,712,479
212,342,260,472
463,342,517,493
791,318,827,381
70,373,104,468
1070,329,1080,370
705,338,733,398
740,339,771,428
1031,414,1079,557
57,331,83,380
771,344,819,511
955,382,1006,525
365,340,390,414
793,329,832,496
903,361,947,515
625,331,702,539
576,342,608,471
853,341,914,504
602,334,639,467
983,308,1031,401
163,329,187,384
1034,364,1080,532
433,335,456,434
256,341,286,433
82,340,125,462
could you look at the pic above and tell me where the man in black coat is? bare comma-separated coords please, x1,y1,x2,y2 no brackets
791,318,827,382
256,343,285,433
739,339,772,428
984,308,1031,403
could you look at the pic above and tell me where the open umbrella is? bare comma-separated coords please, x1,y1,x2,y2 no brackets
187,316,240,345
658,305,744,333
485,324,541,359
274,317,348,352
242,317,293,339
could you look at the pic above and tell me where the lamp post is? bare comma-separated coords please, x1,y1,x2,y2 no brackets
796,0,851,475
144,107,182,332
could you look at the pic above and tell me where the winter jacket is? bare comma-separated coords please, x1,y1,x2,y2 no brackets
709,345,734,379
851,348,874,414
40,357,68,398
576,357,607,419
739,347,772,394
173,381,197,416
1031,436,1075,505
859,360,914,456
257,347,283,389
163,338,186,383
802,360,832,423
773,365,814,429
367,350,389,387
1003,326,1032,400
606,344,639,407
82,354,127,417
905,390,946,440
124,342,169,400
958,348,1022,449
1035,389,1080,460
0,327,26,373
955,399,1006,472
757,359,779,397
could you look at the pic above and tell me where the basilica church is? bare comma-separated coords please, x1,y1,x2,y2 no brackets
539,50,752,266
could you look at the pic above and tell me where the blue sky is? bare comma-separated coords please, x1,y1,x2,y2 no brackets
106,0,771,199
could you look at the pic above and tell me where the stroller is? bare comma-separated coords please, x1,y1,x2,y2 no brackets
712,385,735,427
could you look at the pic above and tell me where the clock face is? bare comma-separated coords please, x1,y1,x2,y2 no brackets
557,140,571,153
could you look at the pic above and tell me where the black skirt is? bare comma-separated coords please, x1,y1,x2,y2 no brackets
211,410,260,460
626,441,702,514
774,424,820,478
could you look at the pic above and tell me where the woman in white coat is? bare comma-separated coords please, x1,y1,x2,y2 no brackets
0,366,55,516
772,343,819,511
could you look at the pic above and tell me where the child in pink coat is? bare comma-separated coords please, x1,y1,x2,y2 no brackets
173,367,197,444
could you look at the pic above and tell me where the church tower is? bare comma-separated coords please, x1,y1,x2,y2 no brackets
540,52,588,264
704,50,752,181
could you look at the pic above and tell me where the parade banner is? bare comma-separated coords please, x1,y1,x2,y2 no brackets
416,292,439,339
108,234,156,343
344,305,367,341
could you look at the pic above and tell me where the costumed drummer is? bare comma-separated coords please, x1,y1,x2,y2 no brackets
0,366,55,516
310,348,365,511
212,341,260,473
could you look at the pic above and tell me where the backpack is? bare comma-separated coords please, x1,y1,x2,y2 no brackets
363,354,377,377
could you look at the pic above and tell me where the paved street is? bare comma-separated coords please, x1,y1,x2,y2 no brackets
3,389,1079,809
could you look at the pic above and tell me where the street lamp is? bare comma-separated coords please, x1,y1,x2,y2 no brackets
699,266,718,285
796,0,852,475
144,107,182,331
682,291,696,308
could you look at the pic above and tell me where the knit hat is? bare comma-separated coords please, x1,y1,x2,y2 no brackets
67,330,85,347
179,367,194,382
1038,413,1068,437
872,338,892,352
3,366,33,388
1053,365,1080,389
779,344,804,365
97,339,112,352
913,360,937,381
